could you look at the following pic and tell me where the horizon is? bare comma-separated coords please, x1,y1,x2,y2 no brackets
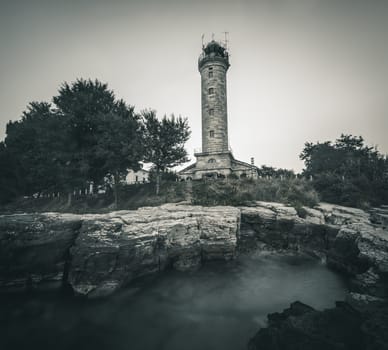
1,0,388,172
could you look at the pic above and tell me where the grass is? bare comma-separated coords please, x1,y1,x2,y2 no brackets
0,182,187,214
191,178,319,208
0,178,319,214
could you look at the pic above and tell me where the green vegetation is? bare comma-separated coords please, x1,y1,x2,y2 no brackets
0,182,187,214
1,78,387,211
142,110,190,195
300,134,388,208
257,165,295,178
191,178,319,208
0,79,190,207
0,178,317,214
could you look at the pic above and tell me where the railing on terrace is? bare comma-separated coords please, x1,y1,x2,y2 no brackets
194,146,233,154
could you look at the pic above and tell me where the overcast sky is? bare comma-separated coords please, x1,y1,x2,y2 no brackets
1,0,387,172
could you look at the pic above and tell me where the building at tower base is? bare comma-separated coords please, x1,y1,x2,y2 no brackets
179,40,258,180
179,151,258,180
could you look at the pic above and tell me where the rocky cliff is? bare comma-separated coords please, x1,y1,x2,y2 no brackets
248,300,388,350
239,202,388,350
0,213,81,291
0,202,387,300
239,202,388,300
69,205,239,297
0,204,239,297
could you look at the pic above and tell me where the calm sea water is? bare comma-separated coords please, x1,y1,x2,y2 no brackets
1,253,347,350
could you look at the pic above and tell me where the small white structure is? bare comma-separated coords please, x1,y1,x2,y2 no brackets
126,166,150,184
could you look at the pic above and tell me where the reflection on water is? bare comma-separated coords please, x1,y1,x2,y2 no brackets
1,253,347,350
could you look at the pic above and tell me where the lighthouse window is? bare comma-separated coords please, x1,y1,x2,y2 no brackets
209,109,214,116
208,88,214,95
209,130,214,137
208,67,213,78
208,158,216,163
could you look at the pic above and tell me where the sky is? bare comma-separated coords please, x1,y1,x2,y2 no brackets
1,0,387,172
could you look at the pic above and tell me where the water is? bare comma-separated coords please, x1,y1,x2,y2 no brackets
1,253,347,350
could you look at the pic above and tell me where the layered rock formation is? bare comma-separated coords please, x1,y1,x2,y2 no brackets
370,205,388,228
69,204,239,297
0,204,239,297
0,201,387,300
240,202,388,350
0,213,81,291
240,202,388,299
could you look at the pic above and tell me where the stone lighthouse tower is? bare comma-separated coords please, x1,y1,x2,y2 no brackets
179,39,258,180
199,40,230,154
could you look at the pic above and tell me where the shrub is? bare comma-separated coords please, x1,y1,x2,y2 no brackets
192,178,319,207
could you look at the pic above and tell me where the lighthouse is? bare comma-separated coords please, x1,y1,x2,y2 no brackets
179,38,257,180
199,40,230,154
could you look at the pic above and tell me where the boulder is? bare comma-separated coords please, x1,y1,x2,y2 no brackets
248,300,388,350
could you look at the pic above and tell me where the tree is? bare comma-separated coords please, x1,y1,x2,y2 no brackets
93,100,144,208
300,134,388,207
142,110,190,195
53,79,120,205
257,165,295,179
4,102,64,197
0,142,21,204
1,79,146,208
148,167,179,184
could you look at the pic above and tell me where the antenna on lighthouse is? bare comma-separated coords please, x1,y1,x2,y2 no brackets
223,31,229,49
201,33,205,49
